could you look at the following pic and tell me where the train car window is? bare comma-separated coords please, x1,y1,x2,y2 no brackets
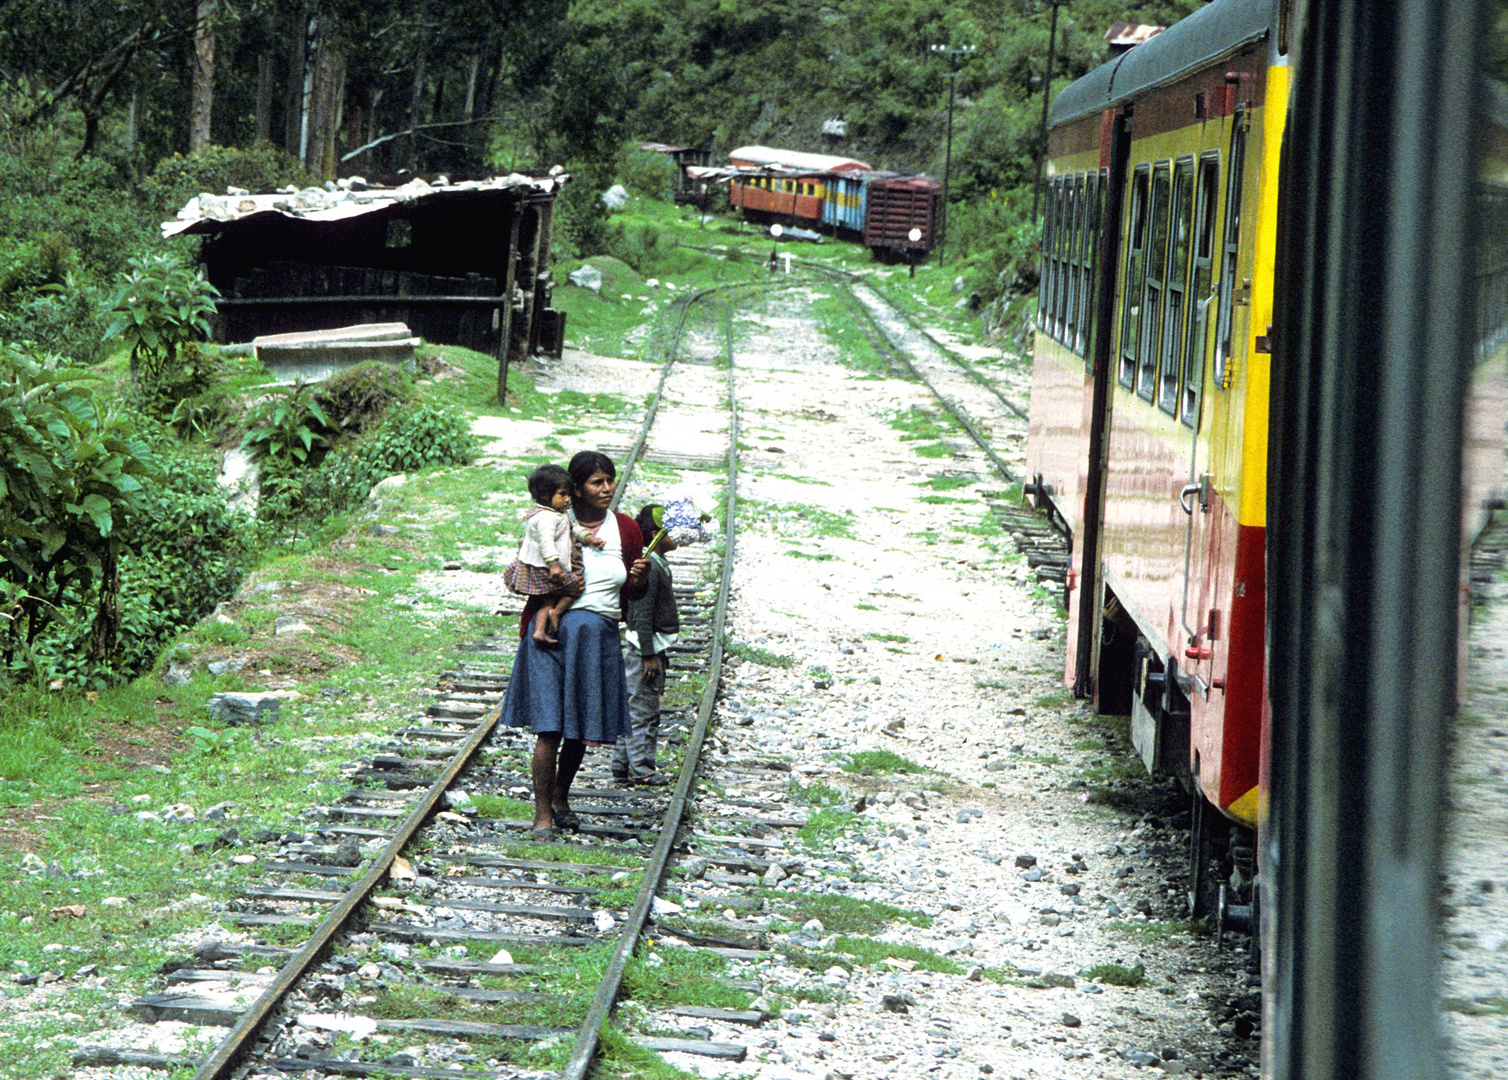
1120,166,1151,388
1082,172,1103,363
1065,176,1084,348
1038,178,1057,333
1073,173,1090,356
1214,122,1247,389
1055,177,1067,339
1182,155,1220,428
1140,162,1172,401
1158,158,1195,415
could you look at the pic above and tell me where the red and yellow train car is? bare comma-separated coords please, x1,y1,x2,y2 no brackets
1029,0,1283,844
1028,0,1507,912
726,146,870,226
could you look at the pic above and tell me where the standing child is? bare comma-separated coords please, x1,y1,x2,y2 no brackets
613,503,681,785
504,463,603,645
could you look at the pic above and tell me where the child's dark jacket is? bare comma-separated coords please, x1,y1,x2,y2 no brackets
626,554,679,657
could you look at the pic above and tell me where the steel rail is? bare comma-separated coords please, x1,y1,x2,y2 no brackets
189,702,507,1080
829,274,1021,485
563,289,742,1080
613,280,779,505
688,239,1031,421
188,281,756,1080
673,243,1025,483
611,284,721,507
839,271,1031,422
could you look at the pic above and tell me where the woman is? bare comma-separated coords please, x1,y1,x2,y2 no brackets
500,450,648,840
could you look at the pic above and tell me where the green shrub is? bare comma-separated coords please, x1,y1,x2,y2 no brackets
552,171,615,261
620,146,677,201
260,398,479,532
947,188,1039,306
319,361,415,437
169,381,241,443
0,274,111,366
0,346,156,683
604,223,665,275
0,153,155,280
107,252,220,401
241,381,338,472
25,438,253,687
328,399,478,496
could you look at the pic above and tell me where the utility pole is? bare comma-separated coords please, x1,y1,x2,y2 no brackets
929,44,975,267
1031,0,1066,222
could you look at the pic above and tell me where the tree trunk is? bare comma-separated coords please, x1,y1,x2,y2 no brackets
255,54,275,144
408,43,427,171
283,5,307,155
190,0,215,151
125,84,140,155
305,19,346,178
464,54,480,121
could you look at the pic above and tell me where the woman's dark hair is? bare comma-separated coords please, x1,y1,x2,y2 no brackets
526,463,570,504
567,450,616,489
636,504,661,539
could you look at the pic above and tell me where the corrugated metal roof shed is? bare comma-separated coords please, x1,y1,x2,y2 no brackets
163,172,566,238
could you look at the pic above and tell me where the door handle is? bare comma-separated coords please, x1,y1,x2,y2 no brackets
1180,474,1212,515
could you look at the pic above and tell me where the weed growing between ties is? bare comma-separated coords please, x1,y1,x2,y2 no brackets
841,749,928,776
1082,961,1148,987
467,793,536,821
766,892,932,934
723,638,797,669
623,947,750,1010
795,805,859,848
592,1024,705,1079
370,981,584,1030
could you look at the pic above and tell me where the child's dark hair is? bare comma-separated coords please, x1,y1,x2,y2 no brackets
636,504,662,540
527,463,571,505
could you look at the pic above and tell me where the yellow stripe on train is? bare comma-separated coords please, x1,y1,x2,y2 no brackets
1224,784,1260,828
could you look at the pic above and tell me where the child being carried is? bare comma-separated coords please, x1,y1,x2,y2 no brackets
503,463,604,645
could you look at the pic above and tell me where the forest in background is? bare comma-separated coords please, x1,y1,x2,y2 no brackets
1,0,1204,308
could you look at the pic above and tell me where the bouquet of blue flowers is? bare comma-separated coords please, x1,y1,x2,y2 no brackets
645,495,714,554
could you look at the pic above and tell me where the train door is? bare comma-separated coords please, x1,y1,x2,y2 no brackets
1076,110,1132,702
1180,152,1224,696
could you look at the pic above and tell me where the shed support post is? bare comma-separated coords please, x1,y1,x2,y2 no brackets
496,203,524,406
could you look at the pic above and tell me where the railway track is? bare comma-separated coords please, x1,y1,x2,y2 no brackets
76,285,843,1079
676,243,1067,586
47,259,1281,1080
72,268,1065,1080
796,256,1071,590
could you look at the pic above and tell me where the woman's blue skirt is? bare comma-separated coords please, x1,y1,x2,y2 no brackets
500,609,628,742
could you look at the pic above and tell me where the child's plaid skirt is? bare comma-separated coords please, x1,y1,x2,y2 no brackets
504,548,585,597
